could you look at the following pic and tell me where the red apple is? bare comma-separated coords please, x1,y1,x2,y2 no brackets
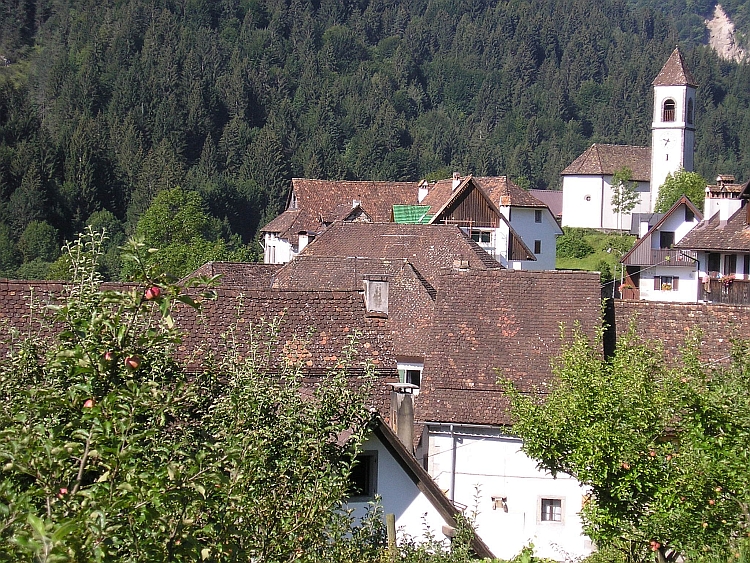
104,351,114,362
144,286,161,300
621,462,630,470
124,356,141,370
709,499,715,505
83,399,94,408
649,450,656,457
58,487,67,498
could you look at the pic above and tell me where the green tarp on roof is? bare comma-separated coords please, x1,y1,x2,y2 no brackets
392,205,433,224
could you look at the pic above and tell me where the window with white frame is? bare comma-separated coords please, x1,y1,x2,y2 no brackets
535,209,542,223
469,229,492,244
397,359,423,389
539,497,563,523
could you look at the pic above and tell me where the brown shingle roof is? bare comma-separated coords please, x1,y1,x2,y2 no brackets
184,262,281,289
476,176,547,208
261,179,420,244
561,144,651,181
295,222,503,277
414,269,602,425
675,206,750,252
652,47,698,87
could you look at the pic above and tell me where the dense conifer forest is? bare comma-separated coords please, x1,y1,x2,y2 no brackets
1,0,750,279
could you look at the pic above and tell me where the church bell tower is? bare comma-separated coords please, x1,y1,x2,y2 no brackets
650,47,697,211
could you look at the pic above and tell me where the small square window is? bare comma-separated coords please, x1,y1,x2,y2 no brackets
540,498,562,522
348,451,378,500
534,240,542,254
535,210,542,223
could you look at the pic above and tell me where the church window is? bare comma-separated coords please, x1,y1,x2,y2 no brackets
662,99,675,122
687,98,694,124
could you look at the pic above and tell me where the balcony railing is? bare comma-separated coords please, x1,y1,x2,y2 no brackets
701,278,750,305
623,248,698,267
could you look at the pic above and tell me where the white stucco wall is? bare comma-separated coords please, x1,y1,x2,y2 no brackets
425,425,592,561
651,83,696,208
502,207,560,271
347,435,451,545
638,266,699,303
263,233,294,264
561,176,606,229
561,175,650,231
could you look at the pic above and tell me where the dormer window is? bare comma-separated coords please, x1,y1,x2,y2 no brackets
662,99,676,122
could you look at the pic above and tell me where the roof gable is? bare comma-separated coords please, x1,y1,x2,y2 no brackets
675,204,750,252
621,196,703,265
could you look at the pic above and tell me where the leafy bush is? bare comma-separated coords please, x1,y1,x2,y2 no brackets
557,228,595,259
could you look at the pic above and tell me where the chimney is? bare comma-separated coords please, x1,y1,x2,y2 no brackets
452,172,461,191
639,219,650,237
298,231,309,253
418,181,429,203
352,199,361,208
389,386,415,454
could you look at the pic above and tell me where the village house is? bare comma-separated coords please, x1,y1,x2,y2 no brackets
561,47,697,230
263,222,602,560
620,196,703,302
674,179,750,305
260,175,560,271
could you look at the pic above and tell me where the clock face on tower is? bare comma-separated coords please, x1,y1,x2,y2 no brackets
663,137,671,146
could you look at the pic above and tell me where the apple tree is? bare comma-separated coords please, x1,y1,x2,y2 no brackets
500,326,750,563
0,229,379,562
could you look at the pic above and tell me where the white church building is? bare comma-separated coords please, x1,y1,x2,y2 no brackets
561,47,697,230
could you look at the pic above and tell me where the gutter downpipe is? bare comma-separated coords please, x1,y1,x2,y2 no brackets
450,424,457,504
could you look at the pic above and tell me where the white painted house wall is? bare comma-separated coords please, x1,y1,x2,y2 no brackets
634,203,701,303
347,434,451,544
501,206,561,271
562,176,650,231
262,233,294,264
424,425,592,561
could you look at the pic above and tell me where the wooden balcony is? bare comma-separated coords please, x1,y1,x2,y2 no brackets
622,248,698,267
701,278,750,305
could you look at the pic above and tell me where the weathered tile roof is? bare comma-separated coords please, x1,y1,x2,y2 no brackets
675,205,750,252
414,269,602,425
295,222,503,275
652,47,698,87
475,176,548,208
185,262,281,288
0,281,399,414
261,179,420,244
613,300,750,364
561,144,651,181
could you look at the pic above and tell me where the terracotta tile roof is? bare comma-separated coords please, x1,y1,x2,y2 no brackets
613,300,750,365
675,205,750,252
475,176,547,208
0,281,399,414
295,222,503,276
414,269,602,425
261,179,420,244
652,47,698,87
561,144,651,181
185,262,281,289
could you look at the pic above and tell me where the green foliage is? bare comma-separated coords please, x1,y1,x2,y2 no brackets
501,326,750,561
611,168,640,231
556,228,595,259
0,229,378,562
654,170,708,213
18,220,59,263
127,187,251,279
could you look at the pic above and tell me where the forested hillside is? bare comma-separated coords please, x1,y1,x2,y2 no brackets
1,0,750,279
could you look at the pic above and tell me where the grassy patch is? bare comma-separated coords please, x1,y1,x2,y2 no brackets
556,228,635,282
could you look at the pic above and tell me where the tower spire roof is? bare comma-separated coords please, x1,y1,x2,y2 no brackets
652,47,698,87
